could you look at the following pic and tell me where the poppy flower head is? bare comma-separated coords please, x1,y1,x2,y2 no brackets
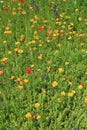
25,68,31,74
5,7,10,12
2,61,6,65
31,114,35,118
38,26,43,32
19,0,24,3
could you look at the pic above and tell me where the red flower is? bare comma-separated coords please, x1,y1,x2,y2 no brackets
1,61,6,65
38,26,43,32
19,0,24,3
31,114,35,118
12,0,16,2
25,68,31,74
48,4,50,7
5,7,10,12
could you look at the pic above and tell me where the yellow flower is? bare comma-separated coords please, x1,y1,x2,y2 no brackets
68,36,72,40
34,31,37,34
66,16,70,19
70,22,74,26
15,42,21,45
78,17,82,21
16,77,21,82
47,66,51,72
33,21,37,24
85,71,87,75
80,43,84,46
29,6,33,10
20,128,23,130
1,57,8,62
18,49,23,54
14,48,18,52
82,49,85,53
34,103,40,108
58,68,64,73
10,75,15,80
57,44,61,47
34,15,38,20
3,40,7,44
78,85,83,89
19,81,22,85
30,19,34,23
42,89,46,94
38,54,43,60
17,85,23,89
38,44,42,47
34,35,39,40
68,92,73,97
31,64,34,68
5,27,10,30
61,91,65,96
12,11,16,15
68,81,72,86
61,25,65,28
52,81,58,87
31,40,36,44
20,35,25,41
57,98,61,102
53,33,57,37
47,60,51,64
84,98,87,104
44,20,49,23
47,39,50,43
24,79,28,83
4,31,12,34
8,51,12,54
36,115,41,120
72,90,76,94
75,8,78,12
63,21,66,25
62,78,66,81
85,22,87,25
65,62,69,65
37,69,41,72
56,21,61,25
25,113,32,118
60,13,65,18
22,11,26,15
31,25,34,28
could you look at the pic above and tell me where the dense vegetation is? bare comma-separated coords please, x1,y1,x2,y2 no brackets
0,0,87,130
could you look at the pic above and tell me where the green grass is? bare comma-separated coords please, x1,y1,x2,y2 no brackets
0,0,87,130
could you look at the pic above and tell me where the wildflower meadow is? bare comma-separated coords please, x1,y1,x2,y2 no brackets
0,0,87,130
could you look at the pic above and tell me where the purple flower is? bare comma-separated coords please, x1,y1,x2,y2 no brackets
72,128,77,130
86,114,87,117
